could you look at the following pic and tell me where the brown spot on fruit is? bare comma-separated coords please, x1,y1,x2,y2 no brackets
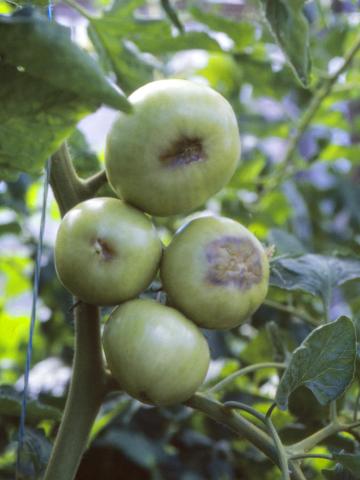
93,238,115,261
205,236,262,289
160,137,205,167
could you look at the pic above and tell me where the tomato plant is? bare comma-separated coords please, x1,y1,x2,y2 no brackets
1,1,360,480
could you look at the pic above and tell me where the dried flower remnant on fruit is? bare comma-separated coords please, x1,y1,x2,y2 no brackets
93,238,114,261
205,236,262,289
160,137,205,167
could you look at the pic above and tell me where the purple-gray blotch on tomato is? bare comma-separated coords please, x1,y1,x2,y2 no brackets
161,215,269,329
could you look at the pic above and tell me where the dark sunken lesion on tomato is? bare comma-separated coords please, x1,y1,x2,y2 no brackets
205,235,263,289
93,238,116,261
160,137,206,167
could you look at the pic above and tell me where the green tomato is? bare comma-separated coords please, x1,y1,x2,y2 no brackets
161,216,269,329
54,197,162,306
102,298,210,406
105,79,240,216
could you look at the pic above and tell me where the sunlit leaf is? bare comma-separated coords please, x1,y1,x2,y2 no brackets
0,8,131,111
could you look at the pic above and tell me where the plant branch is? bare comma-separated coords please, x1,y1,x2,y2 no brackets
330,401,337,423
264,299,319,326
44,145,108,480
161,0,184,34
43,303,107,480
50,144,108,217
223,401,267,424
187,395,307,480
265,404,290,480
82,169,108,196
290,453,333,461
353,387,360,421
266,33,360,191
288,421,341,455
206,362,286,394
186,394,278,464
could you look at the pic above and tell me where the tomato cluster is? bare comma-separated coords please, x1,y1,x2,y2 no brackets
54,80,269,406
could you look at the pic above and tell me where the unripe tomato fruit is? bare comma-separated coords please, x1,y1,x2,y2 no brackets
54,197,162,306
102,299,210,406
161,216,269,329
105,79,240,216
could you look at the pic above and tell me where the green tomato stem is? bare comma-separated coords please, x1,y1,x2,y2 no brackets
43,303,107,480
44,144,108,480
288,421,340,455
160,0,184,34
264,299,319,326
186,394,278,464
353,386,360,421
83,169,108,195
223,401,267,423
263,33,360,194
50,144,107,217
289,453,333,461
187,394,306,480
206,362,286,394
265,404,290,480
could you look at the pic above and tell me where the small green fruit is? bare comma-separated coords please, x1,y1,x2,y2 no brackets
105,79,240,216
54,197,162,306
161,216,269,329
102,299,210,406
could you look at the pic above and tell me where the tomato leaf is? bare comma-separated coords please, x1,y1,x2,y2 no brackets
0,385,61,422
270,254,360,307
88,0,220,94
17,428,52,479
0,8,131,180
259,0,311,87
190,7,255,52
276,316,356,410
0,63,92,180
96,428,164,469
0,8,131,112
268,229,307,257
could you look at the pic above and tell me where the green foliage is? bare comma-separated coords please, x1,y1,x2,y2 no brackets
0,385,61,422
17,429,52,480
1,0,360,478
259,0,311,86
0,7,130,180
271,254,360,308
276,316,356,409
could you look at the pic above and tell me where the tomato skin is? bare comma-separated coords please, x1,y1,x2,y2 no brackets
54,197,162,306
102,299,210,406
105,79,240,216
161,215,269,329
